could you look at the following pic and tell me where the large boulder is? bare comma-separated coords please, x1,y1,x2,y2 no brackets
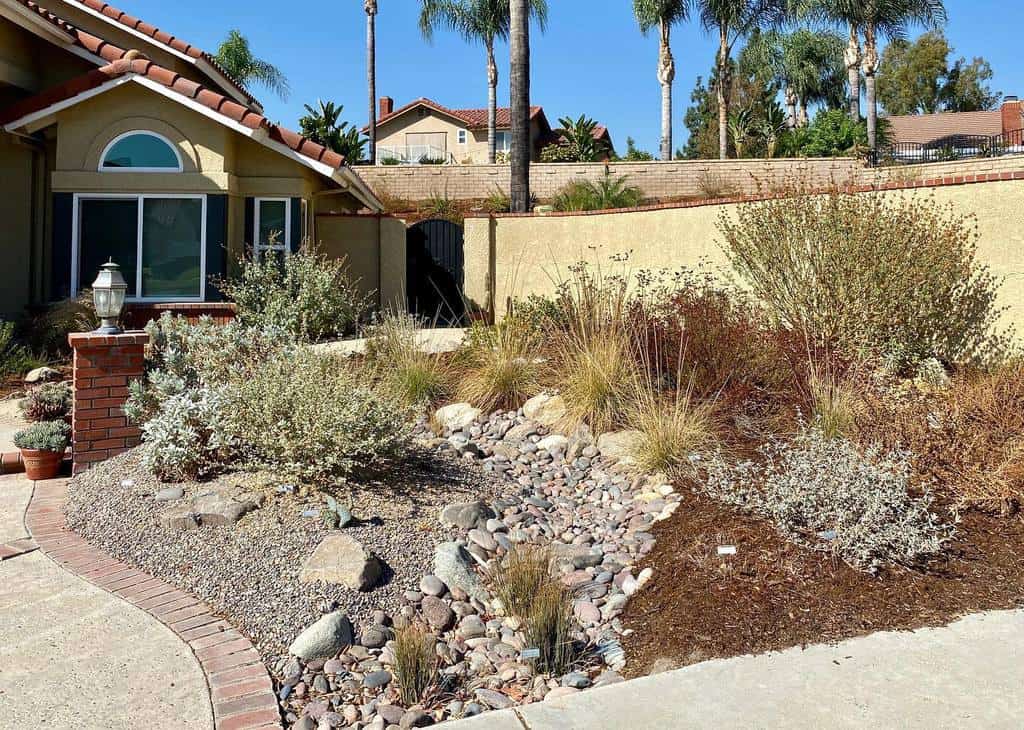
158,505,198,531
522,393,568,428
192,488,260,526
596,429,645,466
434,403,482,433
434,541,486,602
24,366,61,384
300,534,382,591
289,612,354,660
439,501,495,530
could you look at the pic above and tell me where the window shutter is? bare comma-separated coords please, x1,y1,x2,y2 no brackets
244,197,254,254
205,194,229,301
290,198,302,253
51,193,73,300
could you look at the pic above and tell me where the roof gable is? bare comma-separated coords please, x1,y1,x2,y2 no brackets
370,97,546,132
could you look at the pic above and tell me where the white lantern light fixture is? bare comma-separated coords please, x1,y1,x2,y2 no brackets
91,259,128,334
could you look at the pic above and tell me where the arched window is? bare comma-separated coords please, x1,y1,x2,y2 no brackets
100,131,183,172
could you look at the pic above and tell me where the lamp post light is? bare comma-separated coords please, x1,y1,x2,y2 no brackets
91,259,128,334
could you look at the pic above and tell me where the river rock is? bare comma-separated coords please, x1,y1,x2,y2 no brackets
288,612,353,660
434,542,486,602
596,429,645,466
439,502,495,530
522,393,567,428
434,403,482,433
300,534,382,591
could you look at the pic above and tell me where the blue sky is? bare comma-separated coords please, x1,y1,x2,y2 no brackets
123,0,1021,154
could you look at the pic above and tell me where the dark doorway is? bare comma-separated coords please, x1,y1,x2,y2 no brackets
406,218,465,325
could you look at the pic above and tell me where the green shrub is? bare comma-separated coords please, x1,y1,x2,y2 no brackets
218,245,370,342
0,320,43,379
705,428,952,571
14,420,70,452
20,382,72,422
225,347,411,484
391,624,438,706
719,188,1008,367
552,172,643,212
422,191,461,223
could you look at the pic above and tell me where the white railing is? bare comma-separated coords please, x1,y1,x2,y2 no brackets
376,144,452,165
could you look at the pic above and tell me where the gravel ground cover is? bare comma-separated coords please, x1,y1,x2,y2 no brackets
66,448,497,653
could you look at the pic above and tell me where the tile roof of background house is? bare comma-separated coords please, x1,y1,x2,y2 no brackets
371,97,545,130
884,110,1003,144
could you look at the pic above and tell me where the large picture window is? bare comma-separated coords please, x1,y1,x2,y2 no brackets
73,194,206,301
100,131,183,171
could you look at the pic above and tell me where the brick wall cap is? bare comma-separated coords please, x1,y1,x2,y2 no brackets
68,331,151,348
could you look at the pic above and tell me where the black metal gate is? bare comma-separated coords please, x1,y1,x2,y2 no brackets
406,218,465,325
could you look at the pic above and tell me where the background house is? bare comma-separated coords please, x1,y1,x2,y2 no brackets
369,96,613,164
884,96,1023,152
0,0,390,319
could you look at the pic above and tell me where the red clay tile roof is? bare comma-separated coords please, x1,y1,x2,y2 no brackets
58,0,258,107
371,97,545,131
0,55,345,170
884,110,1003,144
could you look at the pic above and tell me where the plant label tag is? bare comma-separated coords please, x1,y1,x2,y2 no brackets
521,648,541,660
717,545,737,555
121,479,134,488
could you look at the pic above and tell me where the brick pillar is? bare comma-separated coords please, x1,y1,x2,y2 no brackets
68,332,149,475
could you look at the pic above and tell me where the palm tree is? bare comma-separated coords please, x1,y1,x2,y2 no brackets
214,30,290,101
633,1,691,161
741,28,846,127
365,1,378,164
695,0,788,159
419,0,548,165
553,115,609,162
509,0,530,211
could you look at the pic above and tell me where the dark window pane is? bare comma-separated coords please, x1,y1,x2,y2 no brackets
258,200,287,248
102,133,180,169
79,198,138,296
141,198,203,298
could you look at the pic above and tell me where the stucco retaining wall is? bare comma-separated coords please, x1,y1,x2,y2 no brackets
464,174,1024,337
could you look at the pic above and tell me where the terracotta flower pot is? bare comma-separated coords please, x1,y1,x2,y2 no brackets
20,448,64,481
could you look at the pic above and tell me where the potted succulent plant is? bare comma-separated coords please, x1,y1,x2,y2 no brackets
14,421,70,481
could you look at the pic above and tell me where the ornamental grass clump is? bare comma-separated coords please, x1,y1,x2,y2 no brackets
719,187,1008,367
366,313,450,409
20,382,72,422
391,624,438,706
490,547,554,618
556,328,635,434
705,427,951,572
456,321,539,412
627,379,719,477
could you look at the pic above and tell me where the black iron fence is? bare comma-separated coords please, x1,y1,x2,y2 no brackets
869,128,1024,166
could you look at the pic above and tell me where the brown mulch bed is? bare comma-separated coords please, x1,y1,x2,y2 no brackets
620,489,1024,677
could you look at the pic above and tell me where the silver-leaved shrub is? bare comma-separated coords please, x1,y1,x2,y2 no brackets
704,427,952,571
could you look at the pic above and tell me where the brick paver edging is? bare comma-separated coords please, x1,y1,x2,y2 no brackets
23,480,283,730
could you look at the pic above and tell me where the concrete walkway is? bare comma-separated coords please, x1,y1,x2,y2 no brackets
446,609,1024,730
0,475,212,729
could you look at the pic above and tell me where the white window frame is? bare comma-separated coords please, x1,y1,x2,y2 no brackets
457,129,467,145
70,193,207,302
98,130,184,173
253,197,291,260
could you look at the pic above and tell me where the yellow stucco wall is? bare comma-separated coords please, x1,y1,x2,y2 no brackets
314,215,407,312
0,17,95,95
465,180,1024,336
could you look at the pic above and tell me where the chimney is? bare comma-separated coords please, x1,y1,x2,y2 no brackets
1001,96,1021,133
379,96,394,119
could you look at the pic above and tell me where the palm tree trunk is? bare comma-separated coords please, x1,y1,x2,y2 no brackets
717,26,729,160
510,0,530,212
845,22,861,122
657,19,675,161
365,1,377,164
486,40,498,165
784,86,797,128
798,97,808,127
862,24,879,151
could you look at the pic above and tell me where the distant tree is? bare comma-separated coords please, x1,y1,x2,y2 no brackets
419,0,548,165
299,100,367,162
741,28,846,127
633,0,691,160
681,63,780,159
878,30,1000,114
546,115,609,162
695,0,788,158
214,30,289,101
623,136,655,161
